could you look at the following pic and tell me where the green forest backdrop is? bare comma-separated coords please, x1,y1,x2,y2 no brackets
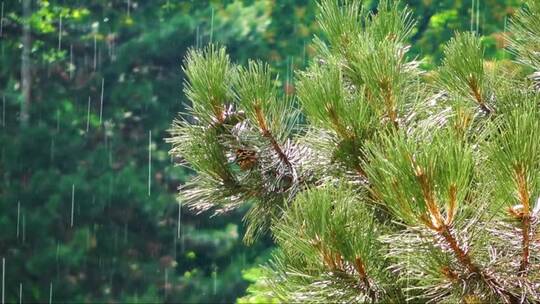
0,0,521,303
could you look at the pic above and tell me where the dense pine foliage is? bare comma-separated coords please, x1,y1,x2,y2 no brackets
170,0,540,302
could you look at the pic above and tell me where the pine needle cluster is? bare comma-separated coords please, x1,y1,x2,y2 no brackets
168,1,540,302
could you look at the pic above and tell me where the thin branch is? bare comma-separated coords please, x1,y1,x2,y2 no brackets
379,79,399,129
514,165,531,275
446,184,457,225
520,215,531,275
354,256,376,302
326,104,368,179
412,161,444,228
253,104,293,170
412,159,517,301
467,76,491,114
211,96,225,123
326,104,352,139
439,224,479,274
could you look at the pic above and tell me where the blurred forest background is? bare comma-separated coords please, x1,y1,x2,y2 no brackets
0,0,520,303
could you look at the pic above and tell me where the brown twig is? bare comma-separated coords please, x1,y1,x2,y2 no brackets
520,215,531,275
467,76,491,114
514,165,531,275
326,104,368,179
354,256,376,301
413,161,445,228
439,225,479,274
326,104,352,139
412,159,517,301
379,79,399,129
413,163,478,273
253,104,292,169
446,184,457,225
440,266,459,282
212,104,225,123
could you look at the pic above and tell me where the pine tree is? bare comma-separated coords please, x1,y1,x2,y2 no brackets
168,1,540,302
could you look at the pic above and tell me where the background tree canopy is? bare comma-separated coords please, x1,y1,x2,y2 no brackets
0,0,520,303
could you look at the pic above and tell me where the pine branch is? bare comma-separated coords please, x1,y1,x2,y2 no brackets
353,256,377,301
438,33,493,115
507,0,540,72
253,104,292,170
168,1,540,302
266,184,395,302
409,155,513,299
182,45,234,125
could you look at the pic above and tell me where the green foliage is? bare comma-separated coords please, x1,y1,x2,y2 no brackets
485,96,540,215
409,0,520,64
366,129,474,227
266,185,393,302
168,43,303,243
316,0,365,49
235,60,297,140
437,33,492,113
184,45,235,124
171,0,540,302
508,0,540,71
236,266,279,304
297,61,377,139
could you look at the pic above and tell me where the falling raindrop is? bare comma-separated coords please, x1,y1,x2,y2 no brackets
173,234,177,260
123,222,128,244
212,264,217,295
148,130,152,196
113,229,118,253
57,15,62,51
55,242,59,263
16,201,20,239
71,184,75,227
0,2,3,37
111,36,116,62
93,35,97,71
98,48,102,70
475,0,480,34
195,26,200,49
56,109,60,132
164,269,168,299
50,137,55,162
286,56,291,84
69,44,74,79
209,7,214,43
127,0,131,17
302,41,307,66
2,95,5,127
108,142,113,167
86,97,91,132
48,282,52,304
22,213,25,243
177,203,181,239
470,0,475,32
99,78,104,125
18,283,22,304
2,257,4,304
